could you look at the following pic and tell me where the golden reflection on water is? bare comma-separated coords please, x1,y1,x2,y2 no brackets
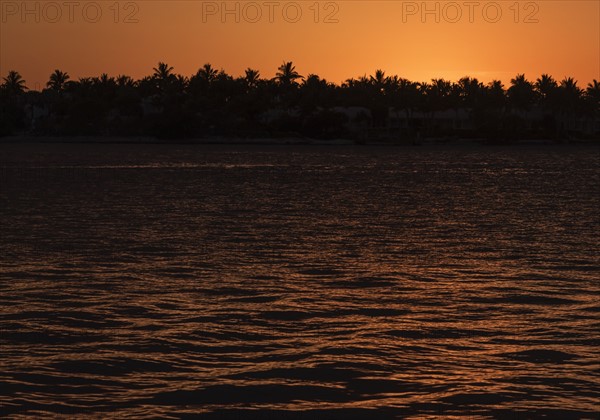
1,144,599,417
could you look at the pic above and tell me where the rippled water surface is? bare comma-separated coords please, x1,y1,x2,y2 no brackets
1,143,599,418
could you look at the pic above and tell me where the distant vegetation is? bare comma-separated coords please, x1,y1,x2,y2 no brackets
1,63,599,142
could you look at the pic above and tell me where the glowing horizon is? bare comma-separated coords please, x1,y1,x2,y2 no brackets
1,1,599,90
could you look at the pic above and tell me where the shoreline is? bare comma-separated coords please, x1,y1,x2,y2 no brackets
1,135,599,147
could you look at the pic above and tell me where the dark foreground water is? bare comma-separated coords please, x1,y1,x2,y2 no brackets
1,143,599,419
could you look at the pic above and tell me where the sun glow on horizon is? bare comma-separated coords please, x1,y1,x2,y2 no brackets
1,1,598,89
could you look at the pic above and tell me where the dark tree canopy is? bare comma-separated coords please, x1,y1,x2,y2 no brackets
1,64,599,141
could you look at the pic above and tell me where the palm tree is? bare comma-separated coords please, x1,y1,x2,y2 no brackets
427,79,452,111
557,77,583,133
78,77,94,88
396,78,420,125
369,69,387,93
585,80,600,112
340,76,371,109
342,77,358,89
532,74,559,137
114,75,140,118
94,73,117,95
558,77,583,109
151,62,177,94
196,63,219,84
471,80,506,138
485,80,506,110
47,69,70,91
275,61,303,86
1,70,27,93
299,74,334,113
457,77,483,108
535,74,558,101
385,76,420,136
116,75,135,88
586,80,600,99
507,74,534,112
363,70,391,128
244,68,261,90
583,80,600,132
452,77,482,128
417,81,430,110
152,62,174,83
423,79,452,134
97,73,114,86
175,74,188,89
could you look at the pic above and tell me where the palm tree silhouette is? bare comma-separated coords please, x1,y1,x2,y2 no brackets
365,70,391,129
508,74,534,112
558,77,583,133
532,74,559,136
275,61,303,86
116,75,136,88
151,62,177,94
299,74,334,114
391,77,420,130
189,63,220,99
560,77,582,97
47,69,70,91
535,74,558,101
485,80,506,113
535,74,558,117
487,80,505,100
78,77,94,89
484,80,506,112
457,77,483,107
1,70,28,93
94,74,117,99
152,62,174,82
585,80,600,121
3,61,600,140
244,68,261,90
97,73,114,86
196,63,219,85
587,80,600,96
586,80,600,108
427,79,452,111
370,69,387,93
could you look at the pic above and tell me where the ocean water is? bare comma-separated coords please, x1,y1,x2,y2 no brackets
1,143,599,418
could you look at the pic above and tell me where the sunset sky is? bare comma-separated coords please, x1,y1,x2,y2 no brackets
1,0,599,89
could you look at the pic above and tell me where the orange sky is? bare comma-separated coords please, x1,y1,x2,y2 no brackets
1,1,599,90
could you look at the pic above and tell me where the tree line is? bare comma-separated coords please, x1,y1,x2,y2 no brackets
1,62,599,142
